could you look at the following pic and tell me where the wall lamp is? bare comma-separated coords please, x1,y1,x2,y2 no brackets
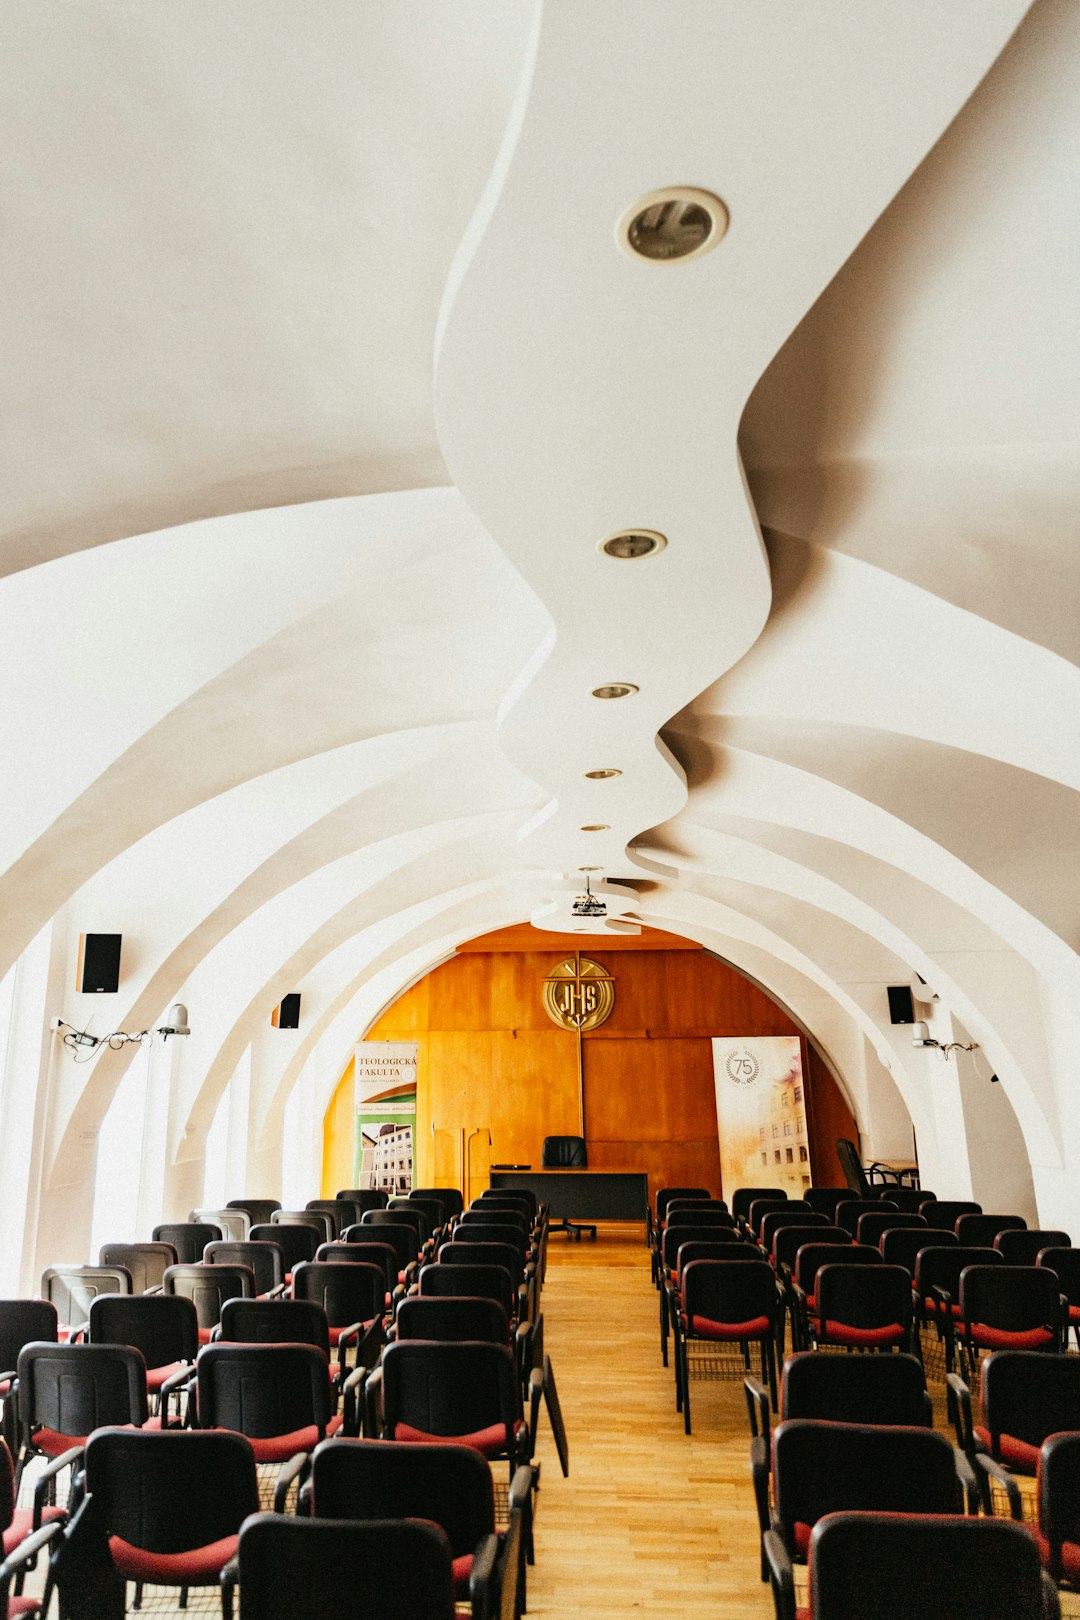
53,1003,191,1061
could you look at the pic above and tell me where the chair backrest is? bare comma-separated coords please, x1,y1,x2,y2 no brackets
310,1436,494,1554
996,1230,1070,1266
656,1187,711,1224
218,1297,331,1356
733,1187,786,1223
772,1225,848,1274
808,1512,1054,1620
305,1201,346,1238
956,1213,1027,1247
854,1211,928,1249
804,1189,856,1219
192,1207,250,1241
920,1200,982,1231
662,1227,744,1273
331,1200,362,1229
16,1341,148,1437
760,1208,826,1251
416,1187,465,1218
395,1296,509,1345
875,1187,933,1213
204,1240,284,1296
226,1199,282,1225
291,1262,385,1329
451,1222,526,1261
345,1222,419,1272
981,1351,1080,1456
274,1209,333,1244
251,1222,318,1273
835,1138,870,1197
98,1243,177,1295
1036,1247,1080,1304
317,1241,398,1293
913,1244,1002,1305
153,1223,219,1263
792,1244,878,1296
0,1300,58,1374
335,1189,390,1215
746,1195,788,1234
680,1259,776,1324
438,1241,521,1282
540,1136,587,1168
399,1195,448,1232
835,1200,896,1238
236,1513,457,1619
666,1208,736,1235
675,1240,760,1278
41,1265,132,1329
477,1191,533,1221
163,1263,255,1333
84,1426,259,1550
780,1350,932,1427
461,1207,530,1235
664,1198,727,1223
379,1339,520,1444
196,1342,332,1436
1039,1431,1080,1580
87,1292,199,1370
771,1420,961,1551
815,1264,913,1341
417,1263,515,1317
959,1264,1063,1342
880,1228,957,1274
369,1205,430,1245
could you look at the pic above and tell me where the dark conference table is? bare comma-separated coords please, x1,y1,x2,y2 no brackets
488,1168,648,1221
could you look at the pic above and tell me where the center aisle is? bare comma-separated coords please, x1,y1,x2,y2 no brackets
527,1228,773,1618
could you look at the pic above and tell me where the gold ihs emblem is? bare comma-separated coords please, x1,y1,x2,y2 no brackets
542,956,614,1032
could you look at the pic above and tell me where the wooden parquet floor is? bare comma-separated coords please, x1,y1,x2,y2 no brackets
527,1227,772,1618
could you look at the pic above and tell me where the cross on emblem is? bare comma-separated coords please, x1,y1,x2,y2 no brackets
542,955,615,1033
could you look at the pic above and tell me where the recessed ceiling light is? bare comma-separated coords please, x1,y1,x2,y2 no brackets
618,187,729,263
591,683,638,700
580,824,610,833
600,529,667,560
583,768,622,780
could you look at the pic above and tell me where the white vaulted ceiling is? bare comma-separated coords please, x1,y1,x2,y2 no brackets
3,0,1079,1218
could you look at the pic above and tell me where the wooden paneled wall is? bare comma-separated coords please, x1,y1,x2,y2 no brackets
321,924,858,1206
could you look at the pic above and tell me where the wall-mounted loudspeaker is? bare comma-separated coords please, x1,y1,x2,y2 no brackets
272,993,301,1029
887,985,916,1025
77,933,122,994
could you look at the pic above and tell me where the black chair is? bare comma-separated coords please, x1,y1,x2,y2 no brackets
418,1263,517,1321
98,1243,177,1295
0,1301,58,1453
745,1196,789,1241
317,1241,402,1306
192,1342,345,1468
226,1199,281,1226
87,1293,198,1411
395,1296,509,1346
227,1514,485,1620
416,1186,465,1219
162,1263,255,1344
40,1266,131,1334
204,1239,285,1298
1036,1431,1080,1591
761,1420,966,1611
746,1347,932,1441
1037,1248,1080,1349
192,1208,250,1242
804,1189,855,1219
947,1350,1080,1495
956,1265,1066,1380
361,1206,431,1251
801,1513,1058,1620
834,1200,896,1239
250,1222,317,1280
13,1342,148,1488
154,1223,220,1263
345,1223,421,1287
956,1212,1027,1248
305,1201,346,1238
734,1188,786,1227
920,1199,982,1231
660,1236,758,1366
650,1187,710,1246
881,1227,956,1274
912,1245,1002,1372
836,1136,917,1191
53,1426,259,1618
854,1210,927,1249
812,1264,915,1354
399,1195,449,1237
673,1259,779,1431
540,1136,595,1240
273,1210,333,1245
335,1189,389,1215
759,1208,827,1255
874,1187,934,1212
996,1230,1070,1267
290,1262,386,1375
307,1437,525,1617
217,1297,333,1360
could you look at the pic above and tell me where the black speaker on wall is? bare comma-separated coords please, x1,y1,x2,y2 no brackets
887,985,916,1025
273,993,301,1029
77,933,122,994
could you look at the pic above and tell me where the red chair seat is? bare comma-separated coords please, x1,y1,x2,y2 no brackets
969,1324,1055,1351
819,1321,905,1347
197,1327,213,1346
974,1426,1040,1473
146,1361,187,1392
394,1421,510,1459
1032,1527,1080,1581
243,1416,343,1463
687,1313,771,1341
8,1599,40,1616
327,1320,376,1346
109,1533,239,1584
452,1552,473,1597
3,1504,65,1555
30,1427,89,1457
1068,1305,1080,1324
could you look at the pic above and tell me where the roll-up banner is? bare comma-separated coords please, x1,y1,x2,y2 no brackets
354,1041,418,1193
711,1035,810,1198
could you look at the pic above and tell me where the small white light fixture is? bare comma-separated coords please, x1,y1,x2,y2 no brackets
578,866,602,873
580,824,610,832
583,768,622,780
599,529,667,561
158,1003,190,1040
591,683,638,700
618,187,729,263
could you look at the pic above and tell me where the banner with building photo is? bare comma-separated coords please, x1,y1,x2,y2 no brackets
353,1041,417,1194
711,1035,811,1197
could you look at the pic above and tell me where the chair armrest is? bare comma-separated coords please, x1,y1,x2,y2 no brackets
0,1520,64,1602
33,1445,85,1529
342,1365,368,1437
157,1362,195,1429
363,1365,384,1438
750,1434,771,1537
528,1366,543,1460
953,1447,980,1514
220,1554,239,1620
468,1532,500,1620
762,1528,796,1620
945,1372,974,1452
273,1450,310,1515
975,1453,1024,1521
508,1462,533,1523
268,1283,288,1299
744,1375,770,1438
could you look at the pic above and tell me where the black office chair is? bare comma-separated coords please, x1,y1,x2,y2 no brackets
540,1136,595,1241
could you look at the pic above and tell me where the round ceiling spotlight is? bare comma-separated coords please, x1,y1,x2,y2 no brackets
583,768,622,780
580,824,610,833
618,187,729,264
600,529,667,561
591,683,638,700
